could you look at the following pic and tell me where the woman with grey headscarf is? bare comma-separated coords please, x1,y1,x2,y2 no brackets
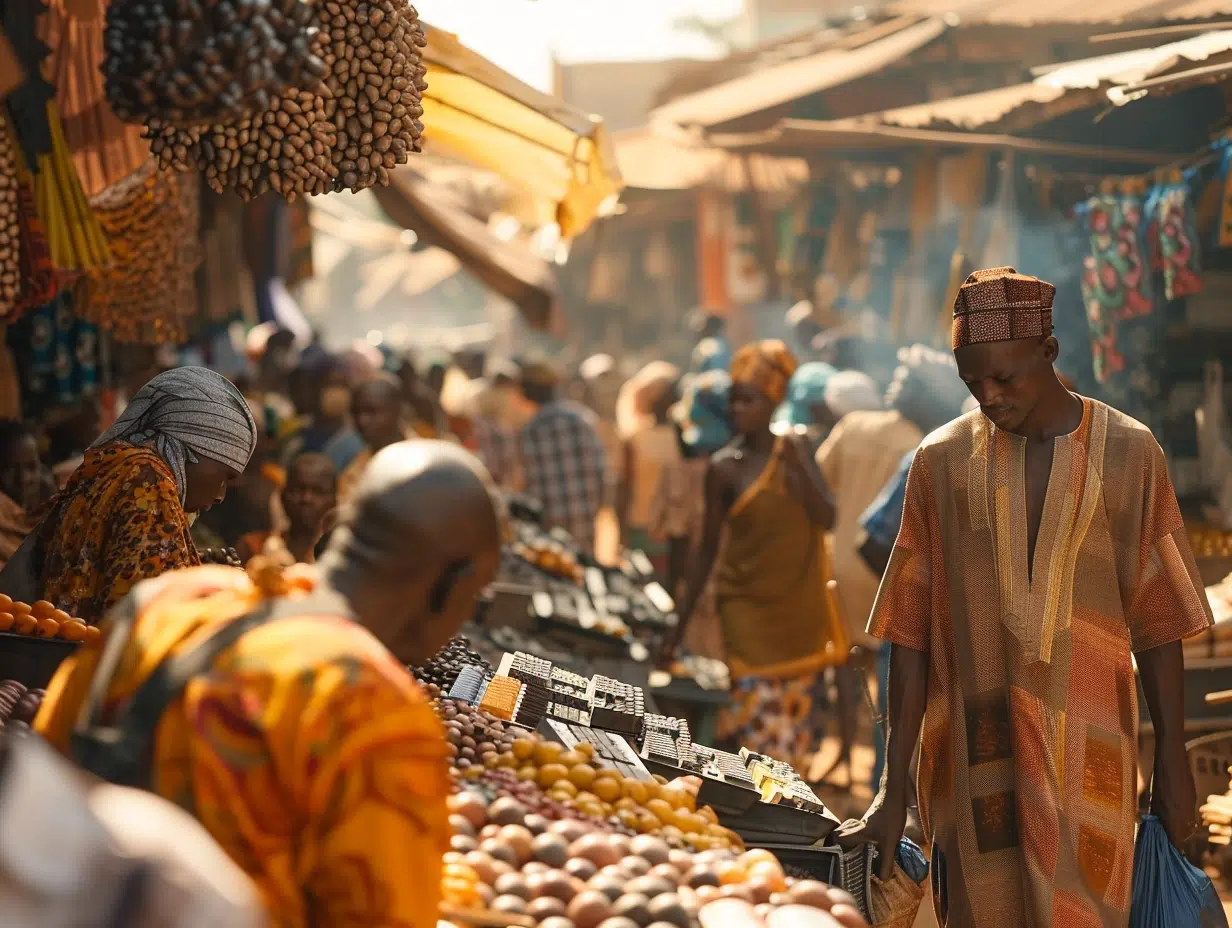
30,368,257,621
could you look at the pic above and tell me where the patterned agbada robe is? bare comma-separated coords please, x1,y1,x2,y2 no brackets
869,398,1213,928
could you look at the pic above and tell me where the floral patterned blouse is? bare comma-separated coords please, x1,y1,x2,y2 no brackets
38,443,200,622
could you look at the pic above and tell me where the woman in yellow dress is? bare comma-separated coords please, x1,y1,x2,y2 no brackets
665,340,847,772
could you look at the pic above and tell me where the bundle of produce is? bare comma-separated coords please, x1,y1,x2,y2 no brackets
37,0,150,196
0,114,20,317
31,101,111,271
147,0,427,200
78,160,202,344
0,594,97,642
0,680,45,736
103,0,324,127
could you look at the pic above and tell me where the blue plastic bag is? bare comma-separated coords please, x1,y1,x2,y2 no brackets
1130,815,1229,928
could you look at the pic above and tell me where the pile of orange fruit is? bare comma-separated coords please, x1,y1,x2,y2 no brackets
460,737,742,852
0,595,98,643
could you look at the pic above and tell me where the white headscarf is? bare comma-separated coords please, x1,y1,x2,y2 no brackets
824,370,883,419
91,367,258,504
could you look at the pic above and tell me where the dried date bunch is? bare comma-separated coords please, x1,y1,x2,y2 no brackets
147,0,427,200
104,0,326,127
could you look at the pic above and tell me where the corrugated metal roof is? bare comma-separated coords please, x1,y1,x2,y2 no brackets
1108,58,1232,98
885,0,1232,26
852,29,1232,130
649,17,948,130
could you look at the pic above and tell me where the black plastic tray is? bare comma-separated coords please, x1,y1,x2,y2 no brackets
0,632,79,688
640,755,840,846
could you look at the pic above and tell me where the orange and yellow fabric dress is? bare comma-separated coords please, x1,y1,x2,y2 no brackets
714,438,848,772
38,443,200,622
869,399,1213,928
35,565,452,928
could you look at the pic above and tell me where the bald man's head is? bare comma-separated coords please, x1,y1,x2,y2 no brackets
320,440,504,664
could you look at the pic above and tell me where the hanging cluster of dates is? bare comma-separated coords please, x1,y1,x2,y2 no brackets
110,0,428,200
104,0,326,127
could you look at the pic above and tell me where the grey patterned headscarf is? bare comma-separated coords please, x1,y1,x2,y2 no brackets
91,367,258,505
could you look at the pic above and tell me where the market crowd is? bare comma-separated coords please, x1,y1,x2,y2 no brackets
0,267,1219,928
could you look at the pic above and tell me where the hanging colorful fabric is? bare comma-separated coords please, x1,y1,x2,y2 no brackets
13,174,59,315
1154,183,1203,301
6,290,99,412
0,112,20,318
78,160,201,344
1217,145,1232,249
1080,194,1155,384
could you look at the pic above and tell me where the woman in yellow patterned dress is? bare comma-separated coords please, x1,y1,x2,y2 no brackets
28,368,257,621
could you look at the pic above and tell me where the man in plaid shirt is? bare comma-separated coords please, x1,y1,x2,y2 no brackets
516,361,608,552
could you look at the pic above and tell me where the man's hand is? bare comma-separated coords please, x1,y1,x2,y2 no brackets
834,790,908,880
1151,749,1198,849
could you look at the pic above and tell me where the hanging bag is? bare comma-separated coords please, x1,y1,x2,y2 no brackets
1130,814,1228,928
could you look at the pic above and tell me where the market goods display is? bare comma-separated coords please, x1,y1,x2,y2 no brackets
102,0,324,127
413,634,492,691
37,0,152,197
79,160,202,344
0,680,45,736
1191,526,1232,559
147,0,427,200
32,101,111,271
0,115,19,315
0,595,97,642
441,787,865,928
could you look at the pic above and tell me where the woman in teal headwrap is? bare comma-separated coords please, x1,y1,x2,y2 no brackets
773,361,837,447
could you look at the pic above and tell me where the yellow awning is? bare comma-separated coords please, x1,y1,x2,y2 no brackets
420,24,622,240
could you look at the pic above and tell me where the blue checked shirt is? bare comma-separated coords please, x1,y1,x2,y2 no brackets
859,449,916,551
518,401,608,551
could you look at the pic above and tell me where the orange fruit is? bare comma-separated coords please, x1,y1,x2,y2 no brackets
0,613,14,632
592,777,622,803
511,738,535,761
496,751,518,769
622,779,648,804
533,741,563,766
33,617,59,638
51,609,72,625
14,613,37,635
537,763,569,788
573,742,595,759
646,797,674,824
747,861,787,893
31,600,56,619
549,779,578,799
717,860,749,885
741,849,778,868
443,862,479,883
558,750,587,768
636,810,660,834
10,601,31,616
517,766,538,782
568,764,597,790
83,625,102,645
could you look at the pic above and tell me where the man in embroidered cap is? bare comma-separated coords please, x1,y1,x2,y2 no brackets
838,268,1212,927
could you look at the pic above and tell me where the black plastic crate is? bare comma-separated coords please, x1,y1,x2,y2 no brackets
0,633,79,688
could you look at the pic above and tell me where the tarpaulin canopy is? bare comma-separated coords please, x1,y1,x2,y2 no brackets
420,24,622,240
371,167,557,330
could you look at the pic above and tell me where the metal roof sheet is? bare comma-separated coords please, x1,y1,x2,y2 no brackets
649,17,948,130
885,0,1232,26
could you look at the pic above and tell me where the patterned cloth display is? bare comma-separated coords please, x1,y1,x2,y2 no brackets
1149,183,1202,302
36,443,200,621
716,670,826,774
1079,195,1153,385
868,399,1213,927
6,291,99,414
35,565,451,928
517,400,608,552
